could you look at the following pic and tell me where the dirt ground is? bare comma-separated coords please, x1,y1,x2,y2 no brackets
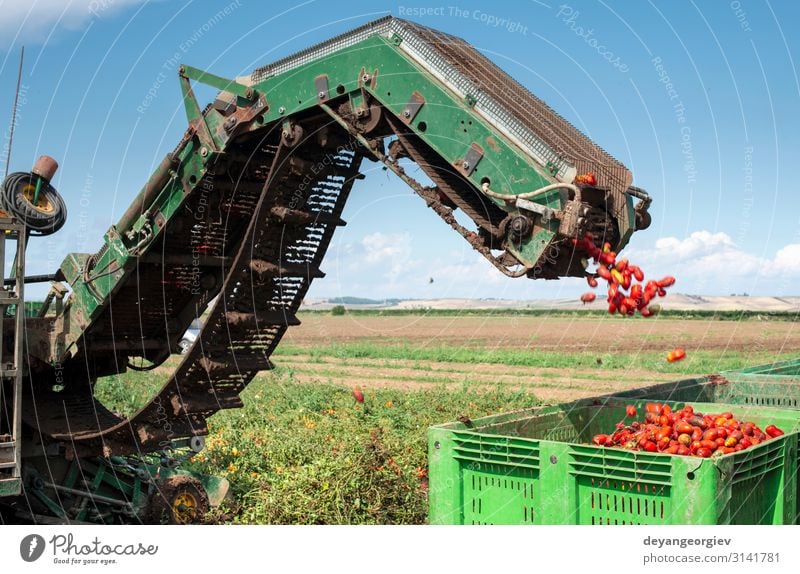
285,314,800,353
270,314,799,403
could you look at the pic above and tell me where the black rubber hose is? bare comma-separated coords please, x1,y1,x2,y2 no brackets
0,172,67,235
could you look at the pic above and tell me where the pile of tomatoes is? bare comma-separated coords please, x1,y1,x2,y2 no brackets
573,232,675,317
591,403,785,458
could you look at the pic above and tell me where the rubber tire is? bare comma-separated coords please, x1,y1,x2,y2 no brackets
150,475,210,525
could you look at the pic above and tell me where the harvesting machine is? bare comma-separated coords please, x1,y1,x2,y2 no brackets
0,16,651,523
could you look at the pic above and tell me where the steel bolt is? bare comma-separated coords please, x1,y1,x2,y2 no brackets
550,455,558,464
200,147,208,157
462,161,470,171
278,106,286,115
362,73,371,83
318,91,326,99
402,109,411,118
245,87,254,99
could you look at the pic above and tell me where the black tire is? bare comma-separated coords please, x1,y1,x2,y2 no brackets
150,475,209,524
0,172,67,235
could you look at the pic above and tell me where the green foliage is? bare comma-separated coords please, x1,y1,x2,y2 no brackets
273,342,786,375
190,374,536,524
330,305,346,316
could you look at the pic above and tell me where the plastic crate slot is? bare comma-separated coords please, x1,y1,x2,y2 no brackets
461,463,537,525
580,475,668,525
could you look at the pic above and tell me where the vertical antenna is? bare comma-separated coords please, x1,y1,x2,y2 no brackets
4,46,25,178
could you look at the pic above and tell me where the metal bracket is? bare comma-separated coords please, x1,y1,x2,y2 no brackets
179,64,258,101
401,91,425,124
459,143,484,176
516,197,555,223
178,68,218,152
315,74,330,102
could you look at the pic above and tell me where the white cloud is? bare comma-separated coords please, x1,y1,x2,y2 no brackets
654,230,735,259
773,244,800,275
0,0,152,46
355,232,414,283
626,230,800,294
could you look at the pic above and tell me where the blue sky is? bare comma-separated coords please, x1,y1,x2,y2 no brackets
0,0,798,300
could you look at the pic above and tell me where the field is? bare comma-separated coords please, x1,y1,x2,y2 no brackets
97,313,799,524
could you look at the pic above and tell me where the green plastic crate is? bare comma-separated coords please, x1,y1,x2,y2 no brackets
609,358,800,523
428,397,799,525
609,358,800,407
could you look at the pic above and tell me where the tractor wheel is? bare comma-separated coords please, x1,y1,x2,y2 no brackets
151,475,209,524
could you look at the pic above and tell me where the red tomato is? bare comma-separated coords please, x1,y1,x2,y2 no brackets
642,441,658,453
724,437,738,448
765,425,784,438
677,445,691,456
631,265,645,282
352,387,365,403
696,447,713,458
597,266,612,281
700,440,718,450
592,434,609,446
703,429,719,442
645,403,663,415
675,422,694,434
666,348,687,363
587,276,599,288
626,405,637,418
677,433,692,446
658,276,676,287
580,292,596,304
665,445,679,454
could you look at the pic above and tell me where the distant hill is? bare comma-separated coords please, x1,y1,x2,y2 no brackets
326,296,403,306
303,295,800,313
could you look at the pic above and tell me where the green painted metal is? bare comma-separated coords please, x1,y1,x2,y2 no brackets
46,26,639,363
249,34,567,264
0,478,21,497
429,397,799,525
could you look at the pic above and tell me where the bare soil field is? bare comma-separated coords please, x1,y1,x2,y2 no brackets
286,314,800,353
265,314,800,404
